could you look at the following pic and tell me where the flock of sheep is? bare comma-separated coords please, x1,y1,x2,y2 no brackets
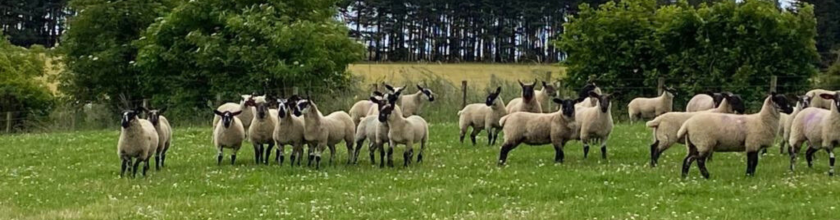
114,80,837,179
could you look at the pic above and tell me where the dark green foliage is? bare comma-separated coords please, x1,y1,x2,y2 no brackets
0,32,54,129
134,0,364,111
558,0,819,110
0,0,67,47
797,0,840,67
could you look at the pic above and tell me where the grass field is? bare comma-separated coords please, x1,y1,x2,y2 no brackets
350,63,563,89
1,123,837,219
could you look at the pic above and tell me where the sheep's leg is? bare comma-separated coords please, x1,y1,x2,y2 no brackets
379,142,386,168
600,138,608,160
827,148,835,176
387,141,395,167
681,143,698,178
265,142,275,165
161,143,170,168
254,143,263,164
649,140,660,167
498,142,519,166
155,150,162,171
404,142,414,167
276,144,285,165
217,147,224,165
355,138,366,165
696,154,710,179
120,158,129,178
417,138,426,163
492,128,502,145
142,159,150,177
328,144,337,166
806,147,817,168
307,144,314,167
459,126,468,143
315,144,325,170
469,128,481,146
486,129,493,146
552,142,565,163
583,143,590,159
789,142,800,171
746,151,759,177
131,158,141,178
368,141,376,165
231,146,240,165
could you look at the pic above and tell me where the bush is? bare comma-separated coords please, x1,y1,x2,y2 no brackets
0,33,54,131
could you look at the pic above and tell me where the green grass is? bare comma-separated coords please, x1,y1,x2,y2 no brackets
1,123,838,219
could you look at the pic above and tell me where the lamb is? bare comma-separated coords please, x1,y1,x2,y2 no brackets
627,87,675,121
686,93,724,112
399,84,435,116
272,96,307,166
677,93,792,178
354,94,390,166
146,107,172,170
806,89,834,109
248,96,277,165
777,96,810,154
506,81,557,113
349,85,404,125
788,92,839,176
497,98,579,165
118,108,159,178
645,93,746,167
213,95,256,131
293,98,356,169
213,110,246,165
506,80,543,114
458,87,506,146
575,91,618,160
378,103,429,167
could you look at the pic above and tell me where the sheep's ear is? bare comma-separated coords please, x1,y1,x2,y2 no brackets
518,80,524,87
416,84,423,91
533,79,538,85
542,81,548,87
552,98,563,104
213,110,223,116
495,86,502,94
231,111,242,116
384,84,395,92
372,91,383,97
819,93,836,100
588,91,600,98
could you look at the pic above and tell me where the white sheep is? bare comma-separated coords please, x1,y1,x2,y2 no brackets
703,93,746,114
686,93,724,112
458,87,506,146
575,91,618,160
574,83,603,109
806,89,834,109
627,87,675,121
293,99,356,169
213,110,246,165
645,94,746,167
378,103,429,167
506,80,543,113
777,96,810,155
399,84,435,117
497,98,579,165
118,108,159,178
506,81,557,113
248,96,277,165
349,85,405,125
788,92,839,175
354,94,389,166
146,108,172,170
273,96,307,166
213,95,256,131
677,93,793,178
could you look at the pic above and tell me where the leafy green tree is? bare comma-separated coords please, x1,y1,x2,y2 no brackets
0,32,54,127
58,0,180,107
135,0,364,105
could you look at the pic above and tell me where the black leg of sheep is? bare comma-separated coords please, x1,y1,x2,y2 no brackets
264,143,275,165
649,140,660,167
254,144,263,164
498,143,518,166
131,159,142,178
583,144,590,159
553,143,565,163
827,148,835,176
142,160,150,177
746,151,759,177
155,152,161,171
806,148,817,168
379,145,386,168
696,155,710,179
120,158,129,178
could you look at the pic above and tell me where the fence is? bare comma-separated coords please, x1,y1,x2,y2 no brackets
0,74,813,134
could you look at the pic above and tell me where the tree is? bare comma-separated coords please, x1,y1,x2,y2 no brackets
0,32,54,128
797,0,840,67
0,0,68,47
134,0,364,107
58,0,180,108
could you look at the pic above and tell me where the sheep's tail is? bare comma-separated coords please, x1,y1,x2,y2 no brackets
645,117,661,128
457,110,464,116
499,115,509,127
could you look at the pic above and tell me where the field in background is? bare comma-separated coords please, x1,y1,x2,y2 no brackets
1,123,837,219
349,63,564,89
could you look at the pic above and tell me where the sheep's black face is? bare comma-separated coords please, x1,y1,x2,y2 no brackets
519,81,536,100
417,85,434,102
277,99,288,118
378,104,394,122
727,95,746,114
148,111,160,126
577,84,598,102
486,87,502,106
385,92,400,104
553,98,576,118
712,93,725,107
542,82,557,97
255,102,268,119
214,110,241,128
598,95,612,113
799,95,811,108
771,94,794,114
293,100,310,117
121,111,137,128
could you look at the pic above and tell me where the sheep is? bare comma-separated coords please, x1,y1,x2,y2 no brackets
458,86,506,146
806,89,834,109
354,94,390,166
645,93,746,167
777,95,810,155
627,87,675,121
146,107,172,170
575,91,618,160
272,96,307,166
703,93,746,114
213,95,256,131
677,93,793,178
788,92,840,176
497,98,579,165
574,83,602,109
349,85,405,125
293,98,356,169
213,110,246,165
248,96,277,165
118,108,159,178
378,103,429,167
506,80,543,114
506,81,557,113
399,84,435,117
686,93,724,112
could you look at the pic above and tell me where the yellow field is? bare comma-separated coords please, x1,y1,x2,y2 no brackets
349,63,565,88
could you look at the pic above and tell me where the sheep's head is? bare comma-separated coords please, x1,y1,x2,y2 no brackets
214,110,241,128
277,99,289,118
147,107,167,126
384,84,405,95
370,92,387,107
121,107,146,128
417,84,435,102
542,81,557,97
722,93,746,114
378,104,395,123
241,95,257,107
577,83,598,102
589,91,619,113
519,80,537,100
711,92,725,108
255,101,269,119
663,86,676,97
553,98,576,118
771,92,794,114
293,99,312,117
798,95,811,108
818,92,840,113
486,87,502,106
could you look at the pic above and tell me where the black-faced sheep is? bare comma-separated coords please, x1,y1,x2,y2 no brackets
378,103,429,167
273,96,307,166
249,96,277,165
497,98,578,165
806,89,834,110
575,91,618,160
506,80,542,113
788,92,839,176
118,108,159,178
507,81,557,113
399,84,435,117
146,108,172,170
293,99,355,169
686,93,725,112
458,87,506,145
213,110,245,165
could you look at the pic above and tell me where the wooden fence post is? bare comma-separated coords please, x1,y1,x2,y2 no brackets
461,80,468,108
292,87,299,95
5,112,11,133
657,77,665,95
545,71,553,110
770,76,778,93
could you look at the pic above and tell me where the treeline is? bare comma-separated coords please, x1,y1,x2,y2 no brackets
0,0,67,47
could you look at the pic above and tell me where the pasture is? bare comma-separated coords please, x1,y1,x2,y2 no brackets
1,122,837,219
